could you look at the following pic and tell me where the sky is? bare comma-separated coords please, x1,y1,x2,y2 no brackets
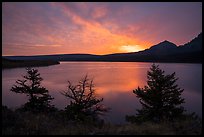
2,2,202,56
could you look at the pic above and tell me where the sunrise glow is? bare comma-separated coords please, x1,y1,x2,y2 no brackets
119,45,143,53
2,2,202,56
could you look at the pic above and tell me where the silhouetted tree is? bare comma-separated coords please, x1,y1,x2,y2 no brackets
61,75,109,121
126,64,185,123
11,68,54,112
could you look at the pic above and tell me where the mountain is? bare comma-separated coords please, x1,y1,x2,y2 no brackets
177,33,202,53
3,33,202,63
101,33,202,63
147,40,177,55
168,32,202,63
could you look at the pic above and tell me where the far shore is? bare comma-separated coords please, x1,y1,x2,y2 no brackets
2,58,60,69
58,60,202,64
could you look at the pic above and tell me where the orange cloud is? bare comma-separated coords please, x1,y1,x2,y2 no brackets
91,6,108,19
56,3,147,55
3,2,201,56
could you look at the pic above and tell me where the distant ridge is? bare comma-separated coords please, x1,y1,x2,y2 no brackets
3,33,202,63
149,40,177,51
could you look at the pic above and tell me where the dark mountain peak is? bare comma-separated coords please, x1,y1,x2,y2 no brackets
198,32,202,37
197,32,202,38
149,40,177,51
179,32,202,51
194,32,202,41
158,40,177,46
161,40,171,43
142,40,178,55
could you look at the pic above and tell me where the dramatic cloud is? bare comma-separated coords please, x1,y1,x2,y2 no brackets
2,2,202,56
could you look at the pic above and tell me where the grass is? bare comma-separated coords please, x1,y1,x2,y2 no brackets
2,106,202,135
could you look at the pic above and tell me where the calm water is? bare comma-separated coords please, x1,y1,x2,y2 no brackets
2,62,202,124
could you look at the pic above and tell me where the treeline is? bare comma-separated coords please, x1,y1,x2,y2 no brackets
2,57,60,69
2,64,202,135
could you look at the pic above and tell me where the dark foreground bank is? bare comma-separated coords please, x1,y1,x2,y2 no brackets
2,106,201,135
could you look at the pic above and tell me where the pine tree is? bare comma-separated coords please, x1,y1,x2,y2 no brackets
11,68,54,112
126,64,185,123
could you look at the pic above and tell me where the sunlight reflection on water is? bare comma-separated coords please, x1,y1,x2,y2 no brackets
2,62,202,124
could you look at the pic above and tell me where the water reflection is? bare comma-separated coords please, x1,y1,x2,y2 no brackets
2,62,202,124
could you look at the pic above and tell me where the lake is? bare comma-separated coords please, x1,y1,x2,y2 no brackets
2,62,202,124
